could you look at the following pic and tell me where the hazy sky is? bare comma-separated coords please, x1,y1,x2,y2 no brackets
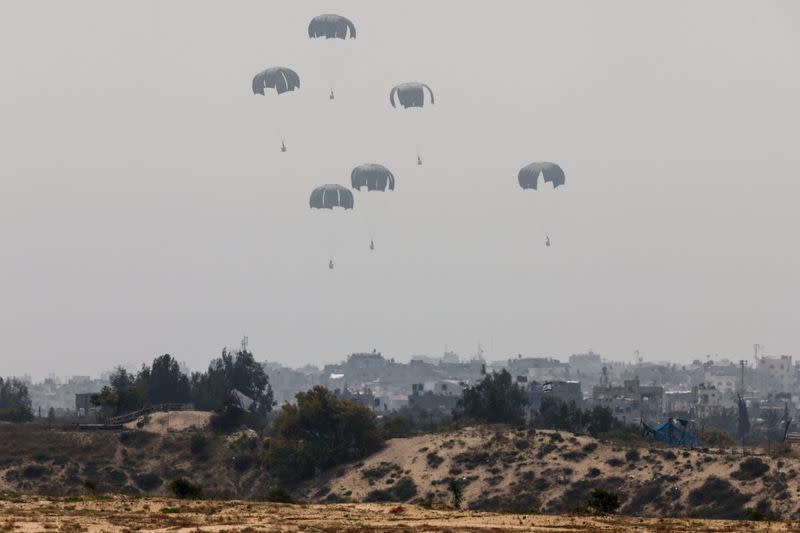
1,1,798,379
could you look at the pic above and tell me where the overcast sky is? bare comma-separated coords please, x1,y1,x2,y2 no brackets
1,1,798,379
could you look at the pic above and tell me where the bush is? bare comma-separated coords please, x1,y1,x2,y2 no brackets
587,489,620,514
448,478,463,509
265,387,383,483
266,487,293,503
625,449,640,462
170,478,202,499
426,452,444,469
701,427,735,447
133,473,162,491
731,457,769,481
81,478,97,493
189,434,209,455
687,476,750,519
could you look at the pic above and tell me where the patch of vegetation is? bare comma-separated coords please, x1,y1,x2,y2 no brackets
701,427,735,447
687,476,750,519
364,477,418,503
587,489,620,514
160,507,181,514
266,487,293,503
21,465,49,479
170,478,202,499
605,457,624,468
454,370,528,425
731,457,769,481
362,462,401,481
426,452,444,469
118,431,156,449
536,443,557,459
266,387,383,483
448,478,463,509
132,473,162,491
190,434,209,455
624,449,640,462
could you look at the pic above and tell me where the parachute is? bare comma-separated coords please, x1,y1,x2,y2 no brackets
351,164,395,192
310,185,354,269
252,67,300,151
308,14,357,39
309,184,354,210
518,162,566,190
390,82,435,109
390,83,435,163
518,162,566,245
350,165,395,249
251,67,300,95
308,14,356,99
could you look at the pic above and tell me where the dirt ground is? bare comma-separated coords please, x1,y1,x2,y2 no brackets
1,495,797,533
123,411,213,434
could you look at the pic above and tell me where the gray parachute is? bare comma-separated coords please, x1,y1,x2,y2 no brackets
390,82,435,109
309,184,354,209
351,164,395,192
252,67,300,95
308,14,356,39
518,162,566,190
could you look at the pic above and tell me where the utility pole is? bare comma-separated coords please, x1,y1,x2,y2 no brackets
739,360,747,393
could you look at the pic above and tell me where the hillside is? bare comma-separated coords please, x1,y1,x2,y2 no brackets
301,426,797,520
2,420,799,520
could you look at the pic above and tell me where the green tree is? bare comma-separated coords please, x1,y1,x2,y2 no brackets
191,347,274,414
454,370,528,425
91,367,145,416
266,386,384,483
137,354,190,405
0,377,34,422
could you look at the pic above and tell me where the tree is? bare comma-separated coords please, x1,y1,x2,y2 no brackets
454,370,528,425
0,377,34,422
137,354,190,405
265,386,384,483
91,367,145,416
191,347,274,415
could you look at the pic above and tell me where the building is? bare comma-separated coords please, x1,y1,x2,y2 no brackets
527,380,583,411
757,355,794,393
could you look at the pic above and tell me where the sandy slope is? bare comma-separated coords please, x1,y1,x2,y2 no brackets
0,495,793,532
123,411,212,434
301,426,800,519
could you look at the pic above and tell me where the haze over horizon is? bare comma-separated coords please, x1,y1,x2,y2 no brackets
1,1,798,380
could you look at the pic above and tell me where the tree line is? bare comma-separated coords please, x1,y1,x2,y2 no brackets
92,347,274,417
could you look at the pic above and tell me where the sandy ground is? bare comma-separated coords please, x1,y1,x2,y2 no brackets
0,495,796,532
123,411,212,434
302,426,798,517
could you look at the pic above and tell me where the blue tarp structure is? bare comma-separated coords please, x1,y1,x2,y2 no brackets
644,418,700,447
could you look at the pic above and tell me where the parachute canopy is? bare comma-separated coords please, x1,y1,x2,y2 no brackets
309,184,354,209
308,14,356,39
518,162,565,190
390,82,435,109
351,164,395,192
252,67,300,95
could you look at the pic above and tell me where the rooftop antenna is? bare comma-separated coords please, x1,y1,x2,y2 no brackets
241,336,249,352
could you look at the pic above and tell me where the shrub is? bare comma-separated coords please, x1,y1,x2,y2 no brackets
448,478,463,509
701,427,735,447
133,473,162,491
731,457,769,481
170,478,202,499
625,449,640,462
266,387,383,483
687,476,750,519
189,434,209,455
266,487,293,503
587,489,620,514
81,478,97,493
426,452,444,469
